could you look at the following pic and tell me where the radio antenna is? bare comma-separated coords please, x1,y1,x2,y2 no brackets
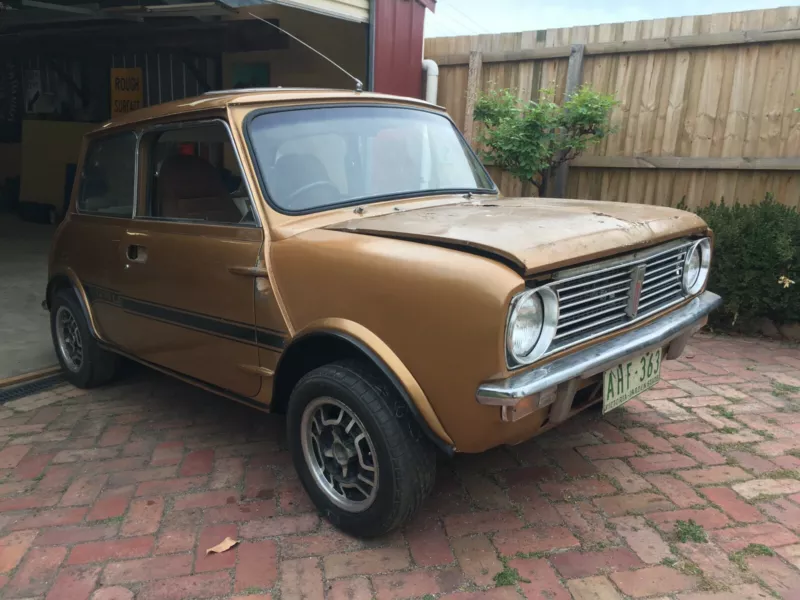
248,12,364,92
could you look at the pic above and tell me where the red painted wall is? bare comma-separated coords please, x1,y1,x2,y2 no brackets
373,0,427,99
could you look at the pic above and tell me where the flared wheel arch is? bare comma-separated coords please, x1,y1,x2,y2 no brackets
271,327,454,456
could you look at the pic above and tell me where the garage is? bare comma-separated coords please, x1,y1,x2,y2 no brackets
0,0,435,382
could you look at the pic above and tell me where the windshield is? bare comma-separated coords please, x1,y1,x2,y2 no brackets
246,105,495,213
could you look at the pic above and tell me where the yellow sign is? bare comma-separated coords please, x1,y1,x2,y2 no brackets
110,68,143,116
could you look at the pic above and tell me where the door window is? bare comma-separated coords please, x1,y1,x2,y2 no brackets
78,132,137,217
145,122,255,225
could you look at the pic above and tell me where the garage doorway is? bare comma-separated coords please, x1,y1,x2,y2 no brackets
0,2,372,382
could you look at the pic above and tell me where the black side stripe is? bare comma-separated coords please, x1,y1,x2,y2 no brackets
84,284,286,351
256,330,286,349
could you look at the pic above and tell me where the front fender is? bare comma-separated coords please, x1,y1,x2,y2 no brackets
296,318,455,450
270,228,524,453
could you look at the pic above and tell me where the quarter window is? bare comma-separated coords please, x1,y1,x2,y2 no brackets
78,133,137,217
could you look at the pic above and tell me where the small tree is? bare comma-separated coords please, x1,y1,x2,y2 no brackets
473,85,617,196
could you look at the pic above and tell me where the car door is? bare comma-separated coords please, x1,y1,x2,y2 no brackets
65,131,140,346
108,119,265,397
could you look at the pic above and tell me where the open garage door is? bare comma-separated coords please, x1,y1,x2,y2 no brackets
0,0,434,381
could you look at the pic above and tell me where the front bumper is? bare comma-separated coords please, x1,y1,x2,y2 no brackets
476,291,722,414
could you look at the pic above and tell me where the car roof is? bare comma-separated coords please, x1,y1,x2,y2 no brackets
93,88,444,134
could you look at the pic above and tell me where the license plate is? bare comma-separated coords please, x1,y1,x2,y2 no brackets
603,348,662,413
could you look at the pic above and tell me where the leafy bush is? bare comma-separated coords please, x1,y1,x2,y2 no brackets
473,86,617,196
696,195,800,326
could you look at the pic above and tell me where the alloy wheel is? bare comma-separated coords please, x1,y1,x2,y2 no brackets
300,396,379,512
55,306,83,373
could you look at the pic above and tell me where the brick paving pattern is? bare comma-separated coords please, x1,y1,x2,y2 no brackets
0,333,798,599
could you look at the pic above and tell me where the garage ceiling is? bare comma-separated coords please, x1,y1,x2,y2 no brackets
0,0,370,34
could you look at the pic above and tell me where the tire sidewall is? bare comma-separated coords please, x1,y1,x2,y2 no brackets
287,369,402,536
50,290,94,388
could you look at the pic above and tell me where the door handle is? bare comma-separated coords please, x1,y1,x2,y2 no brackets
228,266,269,278
127,245,148,263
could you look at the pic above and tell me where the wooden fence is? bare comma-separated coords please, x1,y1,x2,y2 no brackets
424,6,800,208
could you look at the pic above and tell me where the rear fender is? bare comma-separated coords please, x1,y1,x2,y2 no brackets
46,268,101,340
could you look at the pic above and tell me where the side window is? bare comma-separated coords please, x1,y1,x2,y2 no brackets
146,122,254,225
78,133,137,217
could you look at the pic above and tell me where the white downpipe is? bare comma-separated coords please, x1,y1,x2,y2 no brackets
422,59,439,104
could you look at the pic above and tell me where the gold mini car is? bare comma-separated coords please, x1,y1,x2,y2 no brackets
47,88,721,536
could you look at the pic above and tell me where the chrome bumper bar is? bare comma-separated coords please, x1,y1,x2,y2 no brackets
477,291,722,406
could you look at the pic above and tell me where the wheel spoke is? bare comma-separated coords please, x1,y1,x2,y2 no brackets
310,434,324,466
340,479,369,498
321,406,344,427
354,433,375,472
357,472,375,487
311,414,323,435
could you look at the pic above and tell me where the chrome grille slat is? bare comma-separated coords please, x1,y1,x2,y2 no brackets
638,286,683,310
541,239,695,356
553,312,627,340
558,278,632,302
645,261,683,279
559,296,628,319
558,288,629,312
644,270,680,287
557,300,628,328
647,250,687,268
558,271,631,295
640,279,681,300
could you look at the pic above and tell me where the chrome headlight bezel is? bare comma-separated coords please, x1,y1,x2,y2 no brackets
682,238,711,295
506,287,559,368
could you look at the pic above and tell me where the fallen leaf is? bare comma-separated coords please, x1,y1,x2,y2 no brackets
206,536,239,555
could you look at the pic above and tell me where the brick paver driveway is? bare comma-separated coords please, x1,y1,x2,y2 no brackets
0,334,799,600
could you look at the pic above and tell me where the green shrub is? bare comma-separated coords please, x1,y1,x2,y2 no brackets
696,194,800,326
473,86,617,196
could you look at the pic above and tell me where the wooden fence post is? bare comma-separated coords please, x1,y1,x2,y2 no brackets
463,50,483,146
553,43,585,198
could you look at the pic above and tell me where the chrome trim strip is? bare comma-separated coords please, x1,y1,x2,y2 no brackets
481,291,722,405
132,130,141,219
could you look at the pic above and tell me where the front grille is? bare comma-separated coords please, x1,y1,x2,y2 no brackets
547,240,692,354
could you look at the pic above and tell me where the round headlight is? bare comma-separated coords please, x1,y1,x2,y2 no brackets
682,238,711,295
506,287,559,367
508,292,544,358
684,248,701,289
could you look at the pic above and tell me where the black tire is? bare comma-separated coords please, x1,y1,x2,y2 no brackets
50,288,119,388
287,360,436,537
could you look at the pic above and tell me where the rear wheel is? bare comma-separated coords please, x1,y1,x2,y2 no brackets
50,289,119,388
287,360,435,537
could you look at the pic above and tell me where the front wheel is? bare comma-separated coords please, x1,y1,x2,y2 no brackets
287,360,436,537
